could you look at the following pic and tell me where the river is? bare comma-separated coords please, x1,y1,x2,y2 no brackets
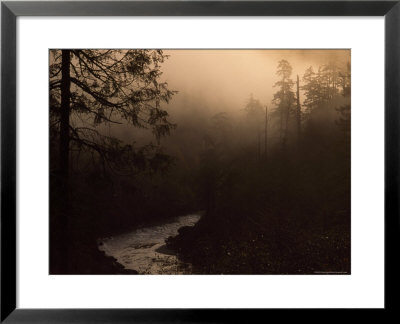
98,214,201,274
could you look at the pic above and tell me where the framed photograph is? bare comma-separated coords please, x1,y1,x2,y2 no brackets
1,0,399,322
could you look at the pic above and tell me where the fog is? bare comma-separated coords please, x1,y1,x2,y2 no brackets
162,49,349,112
111,49,350,148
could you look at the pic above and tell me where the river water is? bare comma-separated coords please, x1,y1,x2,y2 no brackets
98,214,201,274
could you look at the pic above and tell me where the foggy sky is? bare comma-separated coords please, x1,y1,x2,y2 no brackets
64,49,350,146
162,49,350,113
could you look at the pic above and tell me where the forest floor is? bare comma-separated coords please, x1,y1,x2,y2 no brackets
166,214,351,275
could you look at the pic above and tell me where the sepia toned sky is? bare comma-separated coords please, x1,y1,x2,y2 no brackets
162,49,350,112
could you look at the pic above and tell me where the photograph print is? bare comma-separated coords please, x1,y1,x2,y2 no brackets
49,49,351,275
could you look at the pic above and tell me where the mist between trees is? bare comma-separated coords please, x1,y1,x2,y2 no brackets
49,49,350,274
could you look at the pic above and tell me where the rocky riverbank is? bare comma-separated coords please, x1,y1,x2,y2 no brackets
95,247,139,274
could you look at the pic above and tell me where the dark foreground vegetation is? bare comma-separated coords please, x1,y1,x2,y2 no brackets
167,140,350,274
50,50,350,274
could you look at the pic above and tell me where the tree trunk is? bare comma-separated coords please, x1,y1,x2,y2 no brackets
58,49,71,273
282,84,290,150
264,105,268,160
280,87,284,150
60,49,71,180
282,104,290,150
296,75,301,143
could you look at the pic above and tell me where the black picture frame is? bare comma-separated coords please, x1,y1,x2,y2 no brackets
1,0,399,322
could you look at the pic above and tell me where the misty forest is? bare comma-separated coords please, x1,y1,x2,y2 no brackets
50,49,350,274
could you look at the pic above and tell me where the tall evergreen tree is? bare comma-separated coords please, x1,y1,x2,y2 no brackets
338,61,351,97
272,60,295,149
50,49,176,179
296,75,301,142
244,94,264,159
302,66,322,112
